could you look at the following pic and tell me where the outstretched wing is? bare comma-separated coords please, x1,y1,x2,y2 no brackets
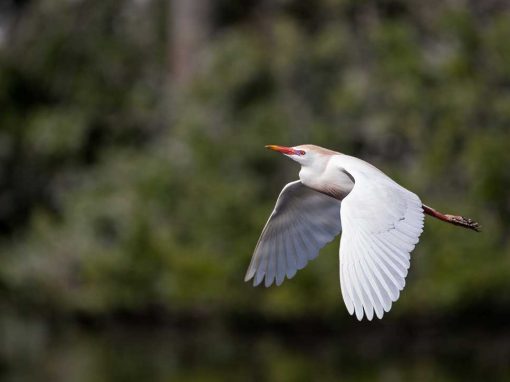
245,181,342,287
336,156,424,321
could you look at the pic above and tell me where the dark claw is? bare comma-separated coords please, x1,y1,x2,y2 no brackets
448,215,481,232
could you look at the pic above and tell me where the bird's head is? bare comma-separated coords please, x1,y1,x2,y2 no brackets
265,144,337,168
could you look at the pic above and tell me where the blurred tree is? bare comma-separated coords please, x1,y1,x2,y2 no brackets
170,0,211,85
0,0,509,323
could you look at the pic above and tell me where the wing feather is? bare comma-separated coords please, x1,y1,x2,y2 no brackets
354,243,375,320
245,181,342,287
358,250,386,318
283,233,297,279
292,235,308,270
336,155,424,320
347,259,364,320
276,231,287,286
340,264,355,315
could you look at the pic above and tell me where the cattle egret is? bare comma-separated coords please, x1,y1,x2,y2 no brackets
245,144,480,321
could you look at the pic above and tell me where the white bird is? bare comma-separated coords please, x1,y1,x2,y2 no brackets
245,144,480,321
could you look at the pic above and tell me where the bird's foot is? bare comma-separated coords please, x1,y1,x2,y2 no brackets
445,214,481,232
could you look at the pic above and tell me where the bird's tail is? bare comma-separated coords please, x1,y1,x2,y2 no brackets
423,204,481,232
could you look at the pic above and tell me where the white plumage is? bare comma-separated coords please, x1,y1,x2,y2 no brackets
337,155,424,320
246,144,478,321
245,180,342,287
245,144,425,321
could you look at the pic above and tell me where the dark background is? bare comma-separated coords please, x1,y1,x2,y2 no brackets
1,0,510,380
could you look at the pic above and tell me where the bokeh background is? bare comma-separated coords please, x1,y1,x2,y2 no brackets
1,0,510,380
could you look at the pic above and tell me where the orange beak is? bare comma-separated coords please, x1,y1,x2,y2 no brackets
265,145,304,156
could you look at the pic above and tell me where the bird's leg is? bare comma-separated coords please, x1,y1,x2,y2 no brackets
422,204,481,232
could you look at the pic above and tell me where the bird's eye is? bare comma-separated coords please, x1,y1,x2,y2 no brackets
296,150,306,156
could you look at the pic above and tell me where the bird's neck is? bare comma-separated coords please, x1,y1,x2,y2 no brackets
299,166,320,187
298,156,329,184
299,156,354,200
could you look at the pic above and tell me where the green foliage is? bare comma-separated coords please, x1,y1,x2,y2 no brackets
1,0,510,324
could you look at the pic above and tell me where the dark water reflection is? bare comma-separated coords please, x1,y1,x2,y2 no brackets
2,311,510,382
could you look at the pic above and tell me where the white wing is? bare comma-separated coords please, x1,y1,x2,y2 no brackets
245,181,342,287
335,156,424,321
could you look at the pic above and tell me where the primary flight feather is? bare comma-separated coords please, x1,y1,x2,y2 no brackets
245,144,480,321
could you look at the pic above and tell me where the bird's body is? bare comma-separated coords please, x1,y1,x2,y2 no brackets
245,144,479,321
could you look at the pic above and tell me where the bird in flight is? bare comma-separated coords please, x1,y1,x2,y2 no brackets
245,144,480,321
